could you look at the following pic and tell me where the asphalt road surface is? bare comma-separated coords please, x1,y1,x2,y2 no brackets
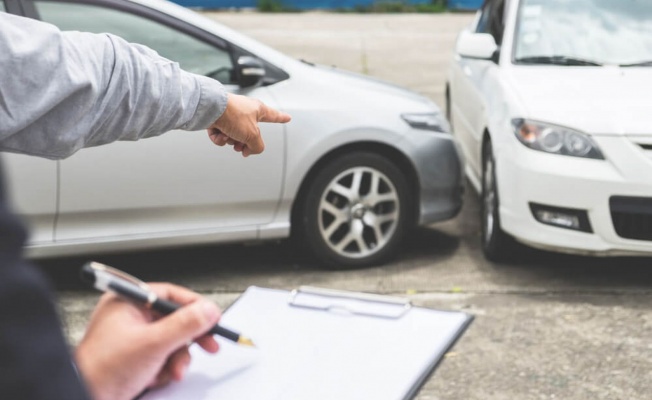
37,12,652,400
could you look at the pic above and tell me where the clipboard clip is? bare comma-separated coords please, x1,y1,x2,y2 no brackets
288,286,412,319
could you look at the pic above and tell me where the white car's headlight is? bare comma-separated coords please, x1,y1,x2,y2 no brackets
512,119,604,160
401,112,450,133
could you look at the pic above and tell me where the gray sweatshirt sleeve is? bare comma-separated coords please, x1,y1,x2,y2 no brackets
0,13,228,160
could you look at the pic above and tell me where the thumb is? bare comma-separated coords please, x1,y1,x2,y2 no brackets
150,300,221,353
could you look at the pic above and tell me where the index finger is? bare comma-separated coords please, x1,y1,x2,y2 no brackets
259,104,291,124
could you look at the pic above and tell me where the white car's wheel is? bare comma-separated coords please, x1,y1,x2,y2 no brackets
300,152,411,268
445,85,453,129
481,140,515,261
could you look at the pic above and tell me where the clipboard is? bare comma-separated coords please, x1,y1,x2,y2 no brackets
142,286,473,400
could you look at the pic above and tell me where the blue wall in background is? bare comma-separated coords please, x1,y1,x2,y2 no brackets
447,0,482,9
171,0,480,9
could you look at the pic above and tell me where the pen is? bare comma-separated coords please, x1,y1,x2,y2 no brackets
81,261,255,347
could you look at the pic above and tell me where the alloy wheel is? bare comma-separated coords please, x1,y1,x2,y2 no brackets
317,166,400,259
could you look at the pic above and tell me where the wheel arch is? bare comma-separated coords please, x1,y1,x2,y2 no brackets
289,141,420,238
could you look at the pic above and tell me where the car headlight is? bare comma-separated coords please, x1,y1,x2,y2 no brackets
512,119,604,160
401,112,450,133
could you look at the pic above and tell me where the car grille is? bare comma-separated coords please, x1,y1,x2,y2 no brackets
610,196,652,241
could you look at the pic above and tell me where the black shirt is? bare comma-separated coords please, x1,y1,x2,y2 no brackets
0,158,89,400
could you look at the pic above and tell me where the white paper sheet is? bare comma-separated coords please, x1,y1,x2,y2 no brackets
142,286,471,400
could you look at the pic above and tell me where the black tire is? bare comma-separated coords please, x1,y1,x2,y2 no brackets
299,151,412,268
445,85,452,128
481,140,515,262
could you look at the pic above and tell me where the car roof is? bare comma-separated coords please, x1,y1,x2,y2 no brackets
103,0,300,71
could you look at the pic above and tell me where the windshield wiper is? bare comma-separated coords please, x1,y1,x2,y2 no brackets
515,55,603,66
620,60,652,67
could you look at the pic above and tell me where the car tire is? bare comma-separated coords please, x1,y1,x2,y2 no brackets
300,151,411,268
445,85,453,129
481,140,515,262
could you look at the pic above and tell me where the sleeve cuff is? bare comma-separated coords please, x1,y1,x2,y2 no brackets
181,74,228,131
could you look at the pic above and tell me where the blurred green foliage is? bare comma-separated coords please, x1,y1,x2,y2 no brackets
351,0,447,13
256,0,299,12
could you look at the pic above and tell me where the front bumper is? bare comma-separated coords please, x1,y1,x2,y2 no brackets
497,135,652,256
399,129,465,226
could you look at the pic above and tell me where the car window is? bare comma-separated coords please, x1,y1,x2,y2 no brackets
477,0,505,45
476,1,493,34
514,0,652,65
34,1,236,84
487,0,505,45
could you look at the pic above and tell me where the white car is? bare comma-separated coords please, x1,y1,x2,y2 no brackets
447,0,652,261
2,0,463,267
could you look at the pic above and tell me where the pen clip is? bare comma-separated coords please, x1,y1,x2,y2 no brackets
83,261,151,292
288,286,412,319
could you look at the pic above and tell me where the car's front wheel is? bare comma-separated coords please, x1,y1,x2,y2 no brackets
445,84,453,128
481,140,515,262
300,151,411,268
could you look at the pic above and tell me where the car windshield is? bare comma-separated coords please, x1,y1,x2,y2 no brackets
513,0,652,66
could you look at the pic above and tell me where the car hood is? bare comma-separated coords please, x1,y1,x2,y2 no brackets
506,66,652,136
309,63,439,110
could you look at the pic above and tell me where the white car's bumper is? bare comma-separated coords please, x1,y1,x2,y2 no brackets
497,135,652,256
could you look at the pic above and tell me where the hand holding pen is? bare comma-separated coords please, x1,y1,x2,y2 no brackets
81,262,254,346
75,262,253,400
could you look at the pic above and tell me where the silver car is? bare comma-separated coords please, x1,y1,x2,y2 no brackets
4,0,463,267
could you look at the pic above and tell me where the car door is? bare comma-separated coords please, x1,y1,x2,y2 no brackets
450,0,505,181
1,2,58,245
2,154,58,245
29,0,285,243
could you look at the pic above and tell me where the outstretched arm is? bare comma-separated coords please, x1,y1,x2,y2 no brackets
0,13,289,160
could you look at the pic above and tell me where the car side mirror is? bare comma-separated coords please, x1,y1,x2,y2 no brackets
455,31,498,61
237,56,266,88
